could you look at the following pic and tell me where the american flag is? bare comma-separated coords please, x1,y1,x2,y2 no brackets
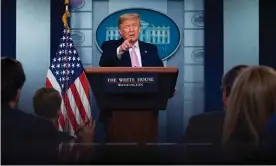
46,29,91,136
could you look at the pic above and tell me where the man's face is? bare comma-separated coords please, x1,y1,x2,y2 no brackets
119,18,140,43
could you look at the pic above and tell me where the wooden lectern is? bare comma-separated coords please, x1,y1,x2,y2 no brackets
85,67,178,143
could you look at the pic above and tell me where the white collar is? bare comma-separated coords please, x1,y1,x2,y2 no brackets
133,41,139,48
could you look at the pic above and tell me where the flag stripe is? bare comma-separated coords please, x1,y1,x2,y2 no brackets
46,71,66,130
46,77,65,130
69,119,75,137
58,123,63,131
46,77,53,88
63,93,78,132
70,82,88,122
59,99,66,130
79,72,91,104
75,77,91,118
66,88,83,125
75,76,91,116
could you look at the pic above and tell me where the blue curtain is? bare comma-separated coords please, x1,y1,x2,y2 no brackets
259,0,276,69
204,0,224,112
1,0,16,59
50,0,66,62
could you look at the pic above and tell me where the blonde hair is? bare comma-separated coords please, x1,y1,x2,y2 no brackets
222,66,276,146
118,13,140,28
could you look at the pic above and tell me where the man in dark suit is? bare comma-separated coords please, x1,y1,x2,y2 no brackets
183,65,248,145
98,13,164,142
99,13,163,67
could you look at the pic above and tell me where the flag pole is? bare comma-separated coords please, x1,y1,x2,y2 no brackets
62,0,70,32
62,0,72,135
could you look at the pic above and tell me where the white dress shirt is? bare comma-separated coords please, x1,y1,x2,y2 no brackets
116,41,142,67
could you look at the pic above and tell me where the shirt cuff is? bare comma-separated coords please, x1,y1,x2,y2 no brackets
117,46,123,59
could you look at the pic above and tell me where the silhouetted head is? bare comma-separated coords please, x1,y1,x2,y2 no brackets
223,66,276,147
1,57,26,108
221,65,248,107
33,87,62,127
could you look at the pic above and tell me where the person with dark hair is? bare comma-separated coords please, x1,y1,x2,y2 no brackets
2,57,95,164
182,65,248,163
221,65,249,107
184,65,248,144
33,87,63,128
32,87,96,164
1,57,60,164
1,57,26,108
222,66,276,162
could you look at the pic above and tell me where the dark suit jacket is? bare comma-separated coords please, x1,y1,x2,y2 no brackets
184,111,225,145
183,111,227,163
1,105,73,164
99,38,164,67
259,114,276,161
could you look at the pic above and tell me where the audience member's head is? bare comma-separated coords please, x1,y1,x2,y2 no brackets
223,66,276,148
1,57,26,109
221,65,248,107
33,87,62,127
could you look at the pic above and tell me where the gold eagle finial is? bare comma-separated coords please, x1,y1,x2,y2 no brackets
62,0,70,32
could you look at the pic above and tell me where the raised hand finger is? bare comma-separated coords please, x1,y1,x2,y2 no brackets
125,38,132,43
121,44,127,51
91,120,96,131
75,122,85,134
87,119,95,129
125,42,133,49
125,39,133,46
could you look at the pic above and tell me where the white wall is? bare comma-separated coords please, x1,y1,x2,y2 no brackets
223,0,259,73
16,0,51,113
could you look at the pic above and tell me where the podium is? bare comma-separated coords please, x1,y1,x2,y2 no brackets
85,67,178,143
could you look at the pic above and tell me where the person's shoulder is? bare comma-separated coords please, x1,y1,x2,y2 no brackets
268,114,276,124
3,108,35,122
15,109,46,123
2,108,56,133
139,40,156,48
23,112,55,130
190,110,225,122
56,131,75,142
265,114,276,133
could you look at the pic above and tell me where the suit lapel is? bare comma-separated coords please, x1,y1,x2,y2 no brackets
123,51,131,66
